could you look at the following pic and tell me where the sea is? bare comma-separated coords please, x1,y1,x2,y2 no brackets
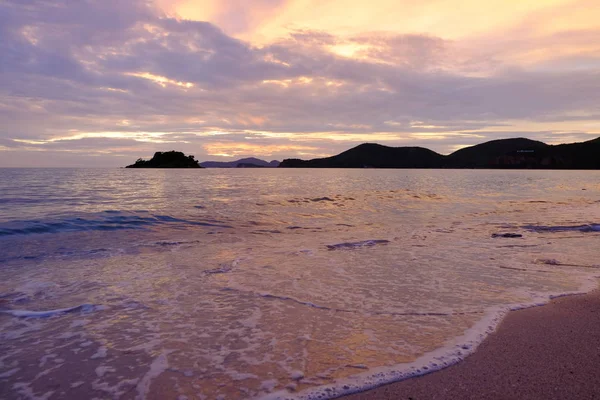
0,168,599,400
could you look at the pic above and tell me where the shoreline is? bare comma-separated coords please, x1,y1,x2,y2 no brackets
338,286,600,400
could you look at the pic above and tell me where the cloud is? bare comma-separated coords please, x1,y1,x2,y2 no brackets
0,0,599,166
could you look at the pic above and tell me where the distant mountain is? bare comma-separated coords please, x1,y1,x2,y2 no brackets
279,137,600,169
126,151,202,168
200,158,280,168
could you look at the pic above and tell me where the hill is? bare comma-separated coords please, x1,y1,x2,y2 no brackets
280,143,444,168
126,151,202,168
279,137,600,169
200,158,280,168
445,138,549,168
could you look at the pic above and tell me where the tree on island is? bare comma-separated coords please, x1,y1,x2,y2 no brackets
126,151,203,168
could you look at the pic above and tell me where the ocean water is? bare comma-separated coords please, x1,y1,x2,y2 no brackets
0,168,599,400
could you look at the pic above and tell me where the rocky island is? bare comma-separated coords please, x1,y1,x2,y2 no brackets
126,151,202,168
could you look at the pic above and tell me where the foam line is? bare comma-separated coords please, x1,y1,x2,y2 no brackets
225,288,483,317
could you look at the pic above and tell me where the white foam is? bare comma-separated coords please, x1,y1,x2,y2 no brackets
38,354,56,368
12,382,54,400
135,351,171,400
290,371,304,381
262,276,600,400
0,368,20,378
95,366,115,378
230,372,259,381
91,346,108,359
260,379,279,391
92,377,139,398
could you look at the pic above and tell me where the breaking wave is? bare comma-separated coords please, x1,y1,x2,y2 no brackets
0,211,232,236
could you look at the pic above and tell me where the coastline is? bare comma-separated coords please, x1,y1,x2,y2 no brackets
340,285,600,400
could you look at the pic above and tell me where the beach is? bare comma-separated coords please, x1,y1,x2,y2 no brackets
343,287,600,400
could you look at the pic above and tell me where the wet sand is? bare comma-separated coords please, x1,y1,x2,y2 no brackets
342,288,600,400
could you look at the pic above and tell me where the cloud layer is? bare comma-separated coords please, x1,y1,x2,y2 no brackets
0,0,599,166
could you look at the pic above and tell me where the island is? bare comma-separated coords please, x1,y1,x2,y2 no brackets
126,151,202,168
200,158,280,168
279,137,600,169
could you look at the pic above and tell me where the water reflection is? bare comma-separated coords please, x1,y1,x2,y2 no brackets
0,169,599,399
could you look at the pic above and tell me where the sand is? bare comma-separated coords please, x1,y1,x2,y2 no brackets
342,289,600,400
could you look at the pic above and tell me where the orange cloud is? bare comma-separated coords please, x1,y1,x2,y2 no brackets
235,114,269,126
160,0,585,44
154,0,600,75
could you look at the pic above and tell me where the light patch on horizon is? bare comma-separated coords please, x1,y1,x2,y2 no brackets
288,132,414,142
13,131,185,145
482,120,600,136
203,142,319,157
261,76,316,87
101,87,129,93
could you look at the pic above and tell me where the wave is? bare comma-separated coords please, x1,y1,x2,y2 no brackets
0,211,233,237
0,303,100,318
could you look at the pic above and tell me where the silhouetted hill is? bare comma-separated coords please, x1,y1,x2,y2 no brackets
200,158,280,168
446,138,549,168
279,137,600,169
548,137,600,169
126,151,202,168
280,143,444,168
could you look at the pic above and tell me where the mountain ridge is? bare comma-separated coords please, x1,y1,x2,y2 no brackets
279,137,600,169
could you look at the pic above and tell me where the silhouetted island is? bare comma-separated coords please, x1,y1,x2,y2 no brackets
279,137,600,169
126,151,202,168
200,158,280,168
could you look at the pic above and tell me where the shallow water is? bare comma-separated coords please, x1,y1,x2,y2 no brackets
0,168,599,399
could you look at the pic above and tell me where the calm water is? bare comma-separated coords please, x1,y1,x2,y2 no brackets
1,168,599,399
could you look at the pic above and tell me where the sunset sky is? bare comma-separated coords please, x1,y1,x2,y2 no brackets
1,0,599,166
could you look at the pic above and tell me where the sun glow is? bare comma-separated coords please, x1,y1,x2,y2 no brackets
328,43,371,58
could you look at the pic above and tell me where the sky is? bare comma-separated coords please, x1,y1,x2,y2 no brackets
1,0,599,167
